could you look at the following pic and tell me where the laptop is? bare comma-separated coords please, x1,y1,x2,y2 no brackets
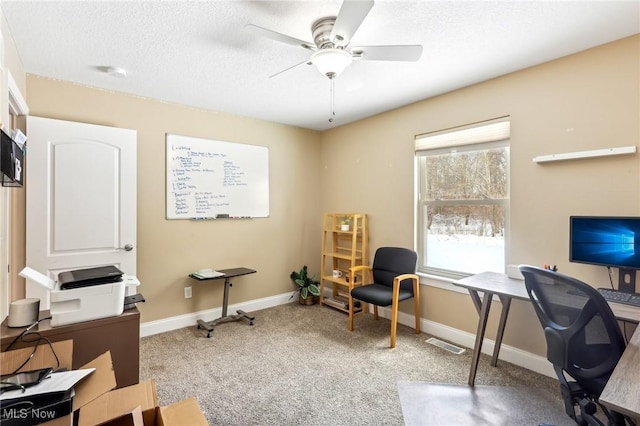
58,265,124,290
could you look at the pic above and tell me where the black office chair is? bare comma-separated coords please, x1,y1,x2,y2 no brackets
519,265,630,426
349,247,421,348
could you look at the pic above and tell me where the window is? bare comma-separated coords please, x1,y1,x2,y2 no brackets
415,117,510,278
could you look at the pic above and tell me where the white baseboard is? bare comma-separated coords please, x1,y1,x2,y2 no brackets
373,306,556,379
141,293,555,379
140,292,295,337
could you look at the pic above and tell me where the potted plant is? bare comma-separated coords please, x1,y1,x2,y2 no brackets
290,265,321,305
341,216,351,231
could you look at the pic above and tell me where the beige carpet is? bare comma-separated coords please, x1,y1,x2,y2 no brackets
140,302,567,425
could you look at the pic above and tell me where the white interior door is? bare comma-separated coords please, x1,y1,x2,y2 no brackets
26,116,137,308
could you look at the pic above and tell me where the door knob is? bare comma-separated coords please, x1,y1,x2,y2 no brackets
120,244,134,251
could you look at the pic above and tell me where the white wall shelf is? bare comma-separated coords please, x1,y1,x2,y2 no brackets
533,146,636,163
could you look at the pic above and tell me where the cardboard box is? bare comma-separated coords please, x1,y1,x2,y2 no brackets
1,340,73,372
1,340,113,425
97,406,144,426
19,267,131,327
79,380,208,426
1,340,208,426
1,340,73,426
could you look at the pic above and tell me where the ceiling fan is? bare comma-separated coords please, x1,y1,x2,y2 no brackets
245,0,423,80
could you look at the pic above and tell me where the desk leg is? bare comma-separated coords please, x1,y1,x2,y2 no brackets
468,290,494,386
235,310,255,325
197,319,215,338
468,290,483,315
196,278,256,338
491,295,512,367
221,278,231,318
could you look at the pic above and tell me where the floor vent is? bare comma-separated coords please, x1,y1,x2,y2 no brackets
426,337,465,355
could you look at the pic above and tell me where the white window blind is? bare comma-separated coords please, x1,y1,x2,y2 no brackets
414,116,511,278
415,116,510,153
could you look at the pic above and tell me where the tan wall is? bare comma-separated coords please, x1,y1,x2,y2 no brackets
16,34,640,358
25,76,322,322
320,35,640,356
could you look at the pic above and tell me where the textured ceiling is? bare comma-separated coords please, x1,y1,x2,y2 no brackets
2,1,639,131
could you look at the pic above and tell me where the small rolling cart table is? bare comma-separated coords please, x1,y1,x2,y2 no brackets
188,267,256,338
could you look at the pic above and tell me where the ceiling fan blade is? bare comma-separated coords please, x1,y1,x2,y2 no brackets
351,45,423,61
330,0,374,47
269,59,310,79
244,24,315,51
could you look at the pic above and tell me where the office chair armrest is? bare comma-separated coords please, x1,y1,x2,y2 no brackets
391,274,420,302
393,273,419,283
349,265,372,274
392,274,419,293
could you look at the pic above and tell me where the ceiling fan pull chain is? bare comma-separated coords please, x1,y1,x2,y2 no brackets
329,75,336,123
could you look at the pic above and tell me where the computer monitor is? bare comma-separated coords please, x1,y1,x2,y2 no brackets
569,216,640,293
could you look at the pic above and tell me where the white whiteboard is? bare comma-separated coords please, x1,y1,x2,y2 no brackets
166,134,269,219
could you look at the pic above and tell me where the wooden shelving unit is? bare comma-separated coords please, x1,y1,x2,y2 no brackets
320,213,369,327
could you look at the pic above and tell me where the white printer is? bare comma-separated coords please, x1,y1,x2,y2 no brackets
19,266,140,327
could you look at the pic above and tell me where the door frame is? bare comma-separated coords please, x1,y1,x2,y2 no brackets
1,69,29,320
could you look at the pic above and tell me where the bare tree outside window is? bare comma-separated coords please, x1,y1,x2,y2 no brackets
417,145,509,277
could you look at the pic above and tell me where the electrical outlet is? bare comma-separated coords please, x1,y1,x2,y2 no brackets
184,286,192,299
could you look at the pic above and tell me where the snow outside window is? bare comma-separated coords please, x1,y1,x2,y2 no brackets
415,117,510,279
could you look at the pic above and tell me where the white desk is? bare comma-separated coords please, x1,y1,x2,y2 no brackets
453,271,640,387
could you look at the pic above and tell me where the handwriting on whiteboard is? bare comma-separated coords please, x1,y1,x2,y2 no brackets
166,134,269,219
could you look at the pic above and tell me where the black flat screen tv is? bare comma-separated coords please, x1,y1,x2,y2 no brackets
570,216,640,292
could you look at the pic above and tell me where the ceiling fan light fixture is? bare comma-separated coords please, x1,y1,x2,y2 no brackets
311,48,352,78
